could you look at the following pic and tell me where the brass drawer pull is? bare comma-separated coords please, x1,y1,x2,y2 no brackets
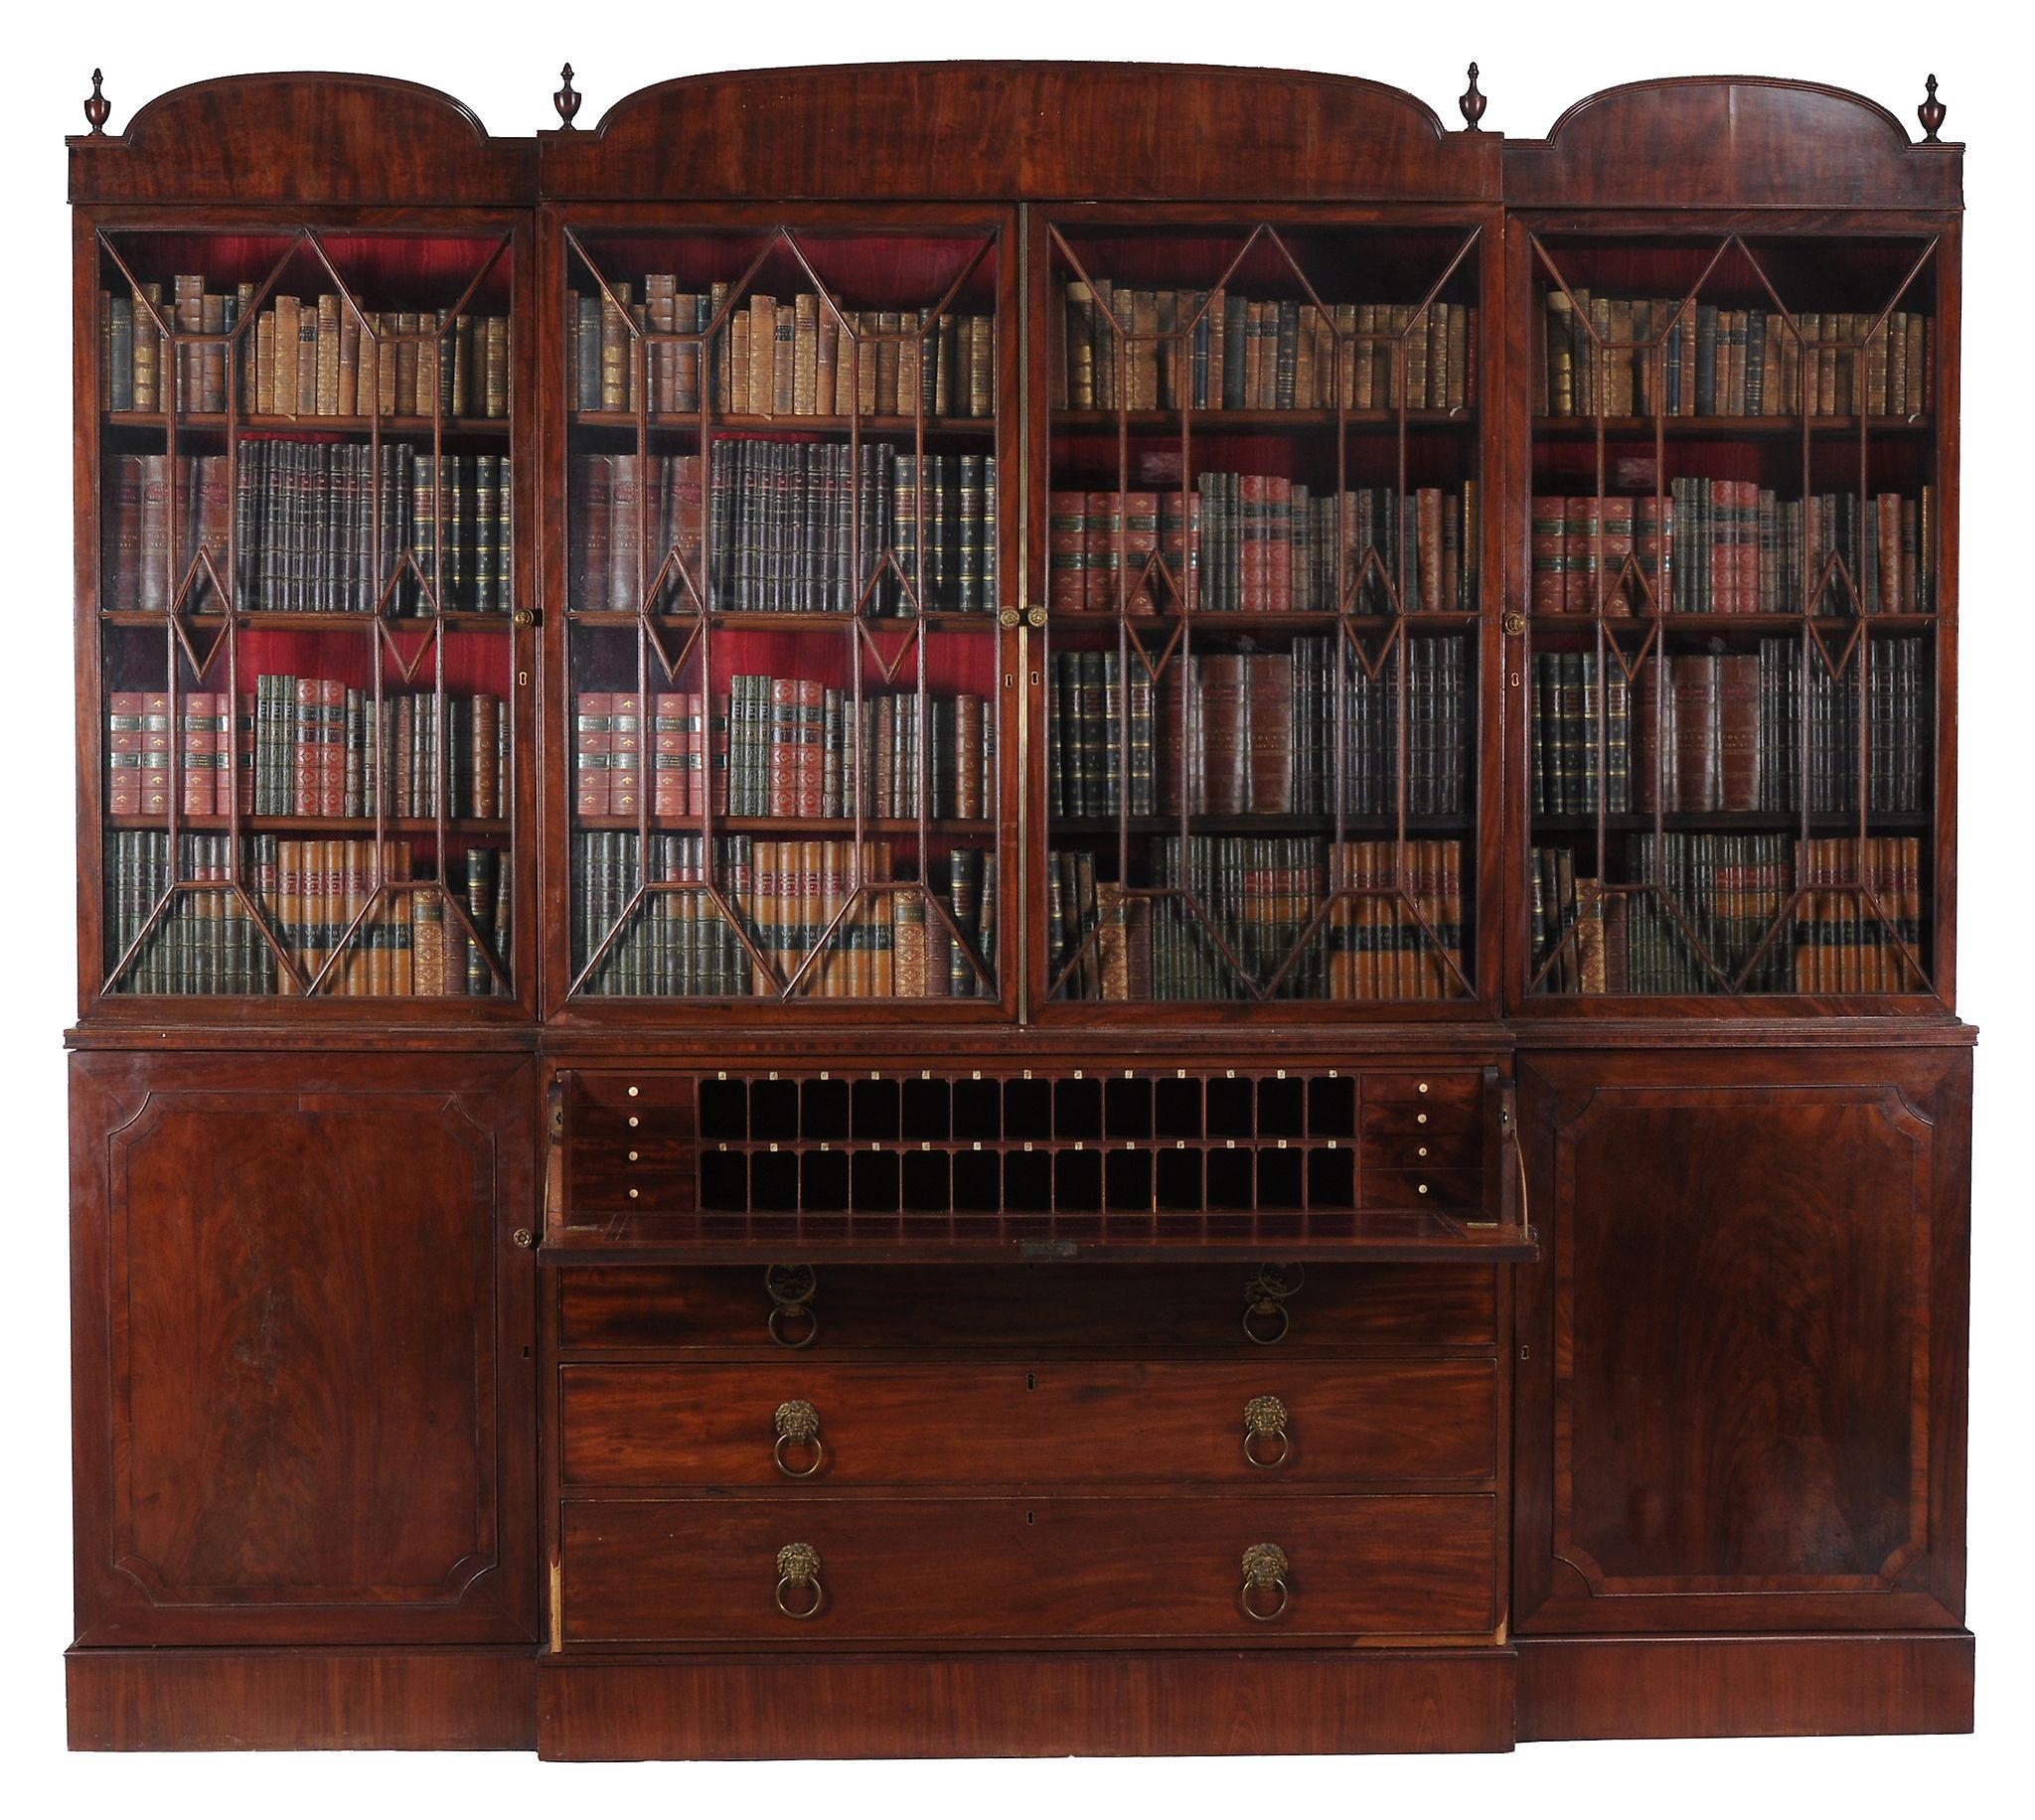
775,1542,824,1618
1240,1542,1290,1621
1242,1262,1303,1345
765,1263,819,1349
773,1399,825,1477
1242,1395,1290,1468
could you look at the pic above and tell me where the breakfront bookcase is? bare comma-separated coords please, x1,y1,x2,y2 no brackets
65,64,1973,1756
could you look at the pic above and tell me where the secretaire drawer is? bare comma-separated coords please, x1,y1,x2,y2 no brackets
556,1262,1498,1353
557,1358,1498,1488
557,1493,1498,1644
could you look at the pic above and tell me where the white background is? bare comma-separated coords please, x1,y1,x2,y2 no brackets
1,2,2028,1812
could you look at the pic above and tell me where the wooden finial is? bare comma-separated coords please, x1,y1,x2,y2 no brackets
553,64,581,129
83,69,110,135
1917,74,1946,142
1459,63,1487,131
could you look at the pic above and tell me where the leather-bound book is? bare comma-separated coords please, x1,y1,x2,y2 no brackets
314,295,341,415
1530,496,1565,614
1200,654,1250,816
600,284,632,412
482,316,508,419
272,295,302,419
1671,654,1721,812
575,692,613,816
1247,653,1294,813
1598,497,1634,614
1635,660,1676,815
1717,654,1760,811
106,691,145,816
1563,495,1599,614
1084,490,1121,612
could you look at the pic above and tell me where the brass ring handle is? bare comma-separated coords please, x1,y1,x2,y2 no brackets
1240,1543,1290,1622
1241,1263,1302,1345
1242,1395,1291,1468
765,1264,819,1349
773,1399,825,1477
1242,1300,1290,1346
774,1542,824,1618
767,1304,819,1349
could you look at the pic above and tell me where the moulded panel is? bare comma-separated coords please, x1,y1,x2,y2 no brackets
1513,1045,1970,1634
70,1048,539,1645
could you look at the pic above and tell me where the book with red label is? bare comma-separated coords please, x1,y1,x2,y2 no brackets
575,691,614,816
107,691,146,816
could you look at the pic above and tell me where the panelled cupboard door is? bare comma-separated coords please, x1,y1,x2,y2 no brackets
1512,1044,1970,1634
69,1048,539,1645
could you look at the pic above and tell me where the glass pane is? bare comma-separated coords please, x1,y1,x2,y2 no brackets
96,226,519,1000
1525,230,1938,998
563,223,1005,1003
1042,221,1482,1005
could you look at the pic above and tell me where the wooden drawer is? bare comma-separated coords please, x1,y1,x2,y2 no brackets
558,1493,1498,1644
1364,1168,1484,1211
558,1358,1498,1488
565,1073,697,1215
556,1263,1499,1354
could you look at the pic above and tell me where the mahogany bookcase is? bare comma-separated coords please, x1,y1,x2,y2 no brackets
64,64,1972,1755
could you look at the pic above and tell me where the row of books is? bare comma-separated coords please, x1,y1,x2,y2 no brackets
106,281,509,418
1529,834,1925,994
572,684,993,821
1533,288,1932,419
1050,277,1478,414
571,834,997,997
567,445,997,615
108,683,508,820
1046,480,1478,614
103,444,515,616
1048,838,1468,1001
105,834,511,994
570,283,996,419
1046,638,1471,821
1529,484,1932,617
1530,643,1930,816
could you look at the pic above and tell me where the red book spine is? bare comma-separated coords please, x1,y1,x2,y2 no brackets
293,680,319,817
1047,490,1088,613
107,690,146,816
608,692,642,816
319,679,346,817
796,680,825,817
575,690,613,816
768,678,798,818
179,689,217,817
708,691,730,817
651,691,687,817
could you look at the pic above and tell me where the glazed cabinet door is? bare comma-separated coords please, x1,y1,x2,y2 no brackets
1513,1044,1969,1633
70,1047,539,1645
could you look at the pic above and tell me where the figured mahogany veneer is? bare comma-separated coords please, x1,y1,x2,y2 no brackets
557,1357,1499,1487
66,63,1971,1755
556,1493,1500,1646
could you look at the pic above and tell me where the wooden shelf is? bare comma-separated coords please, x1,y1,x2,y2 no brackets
1533,412,1933,439
563,608,998,630
1053,408,1476,433
574,816,993,836
100,609,514,631
1532,810,1930,833
571,410,994,435
104,410,510,435
1529,612,1939,633
1051,814,1470,835
108,815,511,835
1045,609,1480,631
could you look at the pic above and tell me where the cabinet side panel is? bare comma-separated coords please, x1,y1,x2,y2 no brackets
1515,1047,1967,1633
72,1048,538,1646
